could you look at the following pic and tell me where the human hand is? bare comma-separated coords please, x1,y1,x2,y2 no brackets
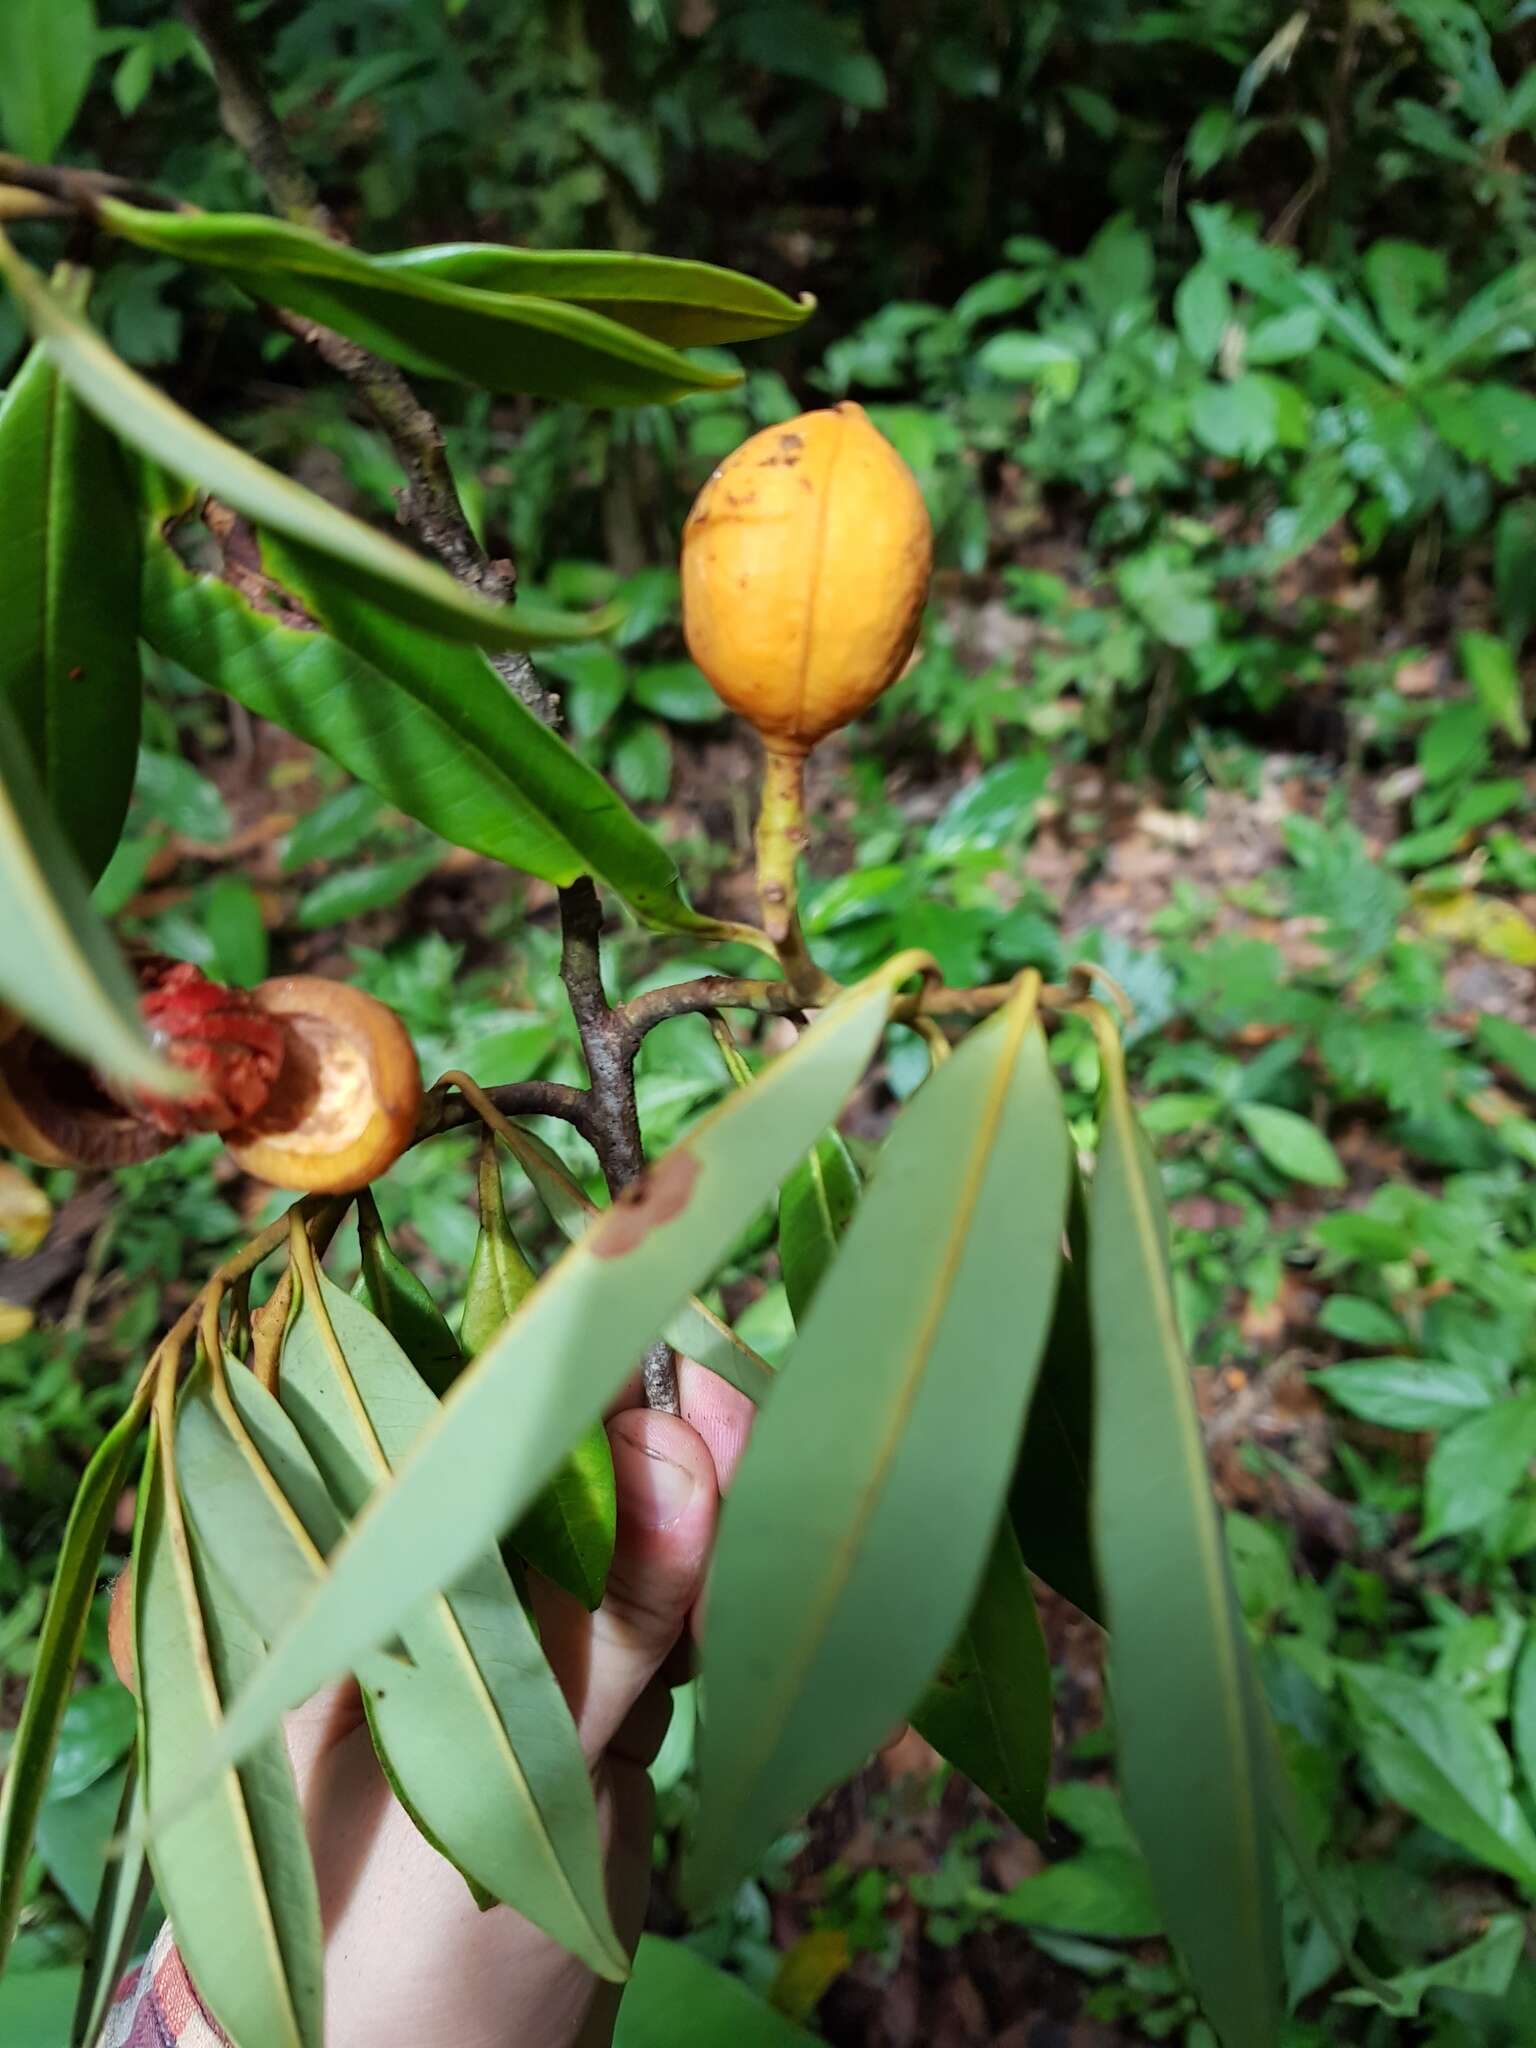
278,1360,753,2048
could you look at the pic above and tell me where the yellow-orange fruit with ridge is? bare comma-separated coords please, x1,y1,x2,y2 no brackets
222,977,421,1194
680,402,932,753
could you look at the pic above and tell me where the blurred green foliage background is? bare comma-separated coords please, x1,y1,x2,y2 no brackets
3,3,1536,2042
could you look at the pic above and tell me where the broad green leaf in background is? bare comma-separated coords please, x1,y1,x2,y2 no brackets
354,1192,463,1397
35,1761,128,1920
0,697,183,1094
912,1515,1053,1838
993,1850,1163,1939
1088,1024,1282,2048
1419,1391,1536,1544
98,203,746,405
1235,1102,1346,1188
1460,628,1530,746
0,326,141,881
1512,1628,1536,1805
614,1935,820,2048
368,242,813,346
1494,498,1536,647
175,967,899,1787
0,0,96,161
778,1127,860,1323
139,530,718,935
688,989,1070,1904
1338,1661,1536,1893
0,1390,149,1976
133,746,231,845
294,847,440,930
1478,1012,1536,1093
1311,1358,1495,1433
276,1274,627,1975
0,1964,81,2048
1009,1177,1101,1623
136,1423,325,2048
47,1685,135,1801
0,237,606,653
462,1134,616,1611
70,1768,154,2048
1336,1914,1525,2019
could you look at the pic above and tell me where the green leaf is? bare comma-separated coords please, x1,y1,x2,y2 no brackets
1512,1627,1536,1805
1494,498,1536,648
175,968,899,1791
140,532,716,934
1478,1013,1536,1094
355,1193,463,1398
777,1128,860,1324
35,1761,128,1920
0,1390,148,1975
1173,263,1233,367
137,1424,325,2048
1234,1103,1346,1188
1243,306,1323,364
1088,1026,1282,2048
69,1767,153,2048
1336,1914,1525,2018
977,331,1081,397
0,1964,81,2047
1338,1661,1536,1893
367,242,812,348
1116,548,1217,649
688,991,1070,1903
1190,374,1280,461
1010,1188,1101,1622
614,1935,820,2047
0,240,600,653
0,696,183,1094
630,660,726,725
47,1685,135,1801
203,874,269,987
462,1135,615,1611
912,1516,1052,1839
0,0,96,161
0,329,141,881
994,1850,1163,1938
133,746,230,844
1312,1359,1494,1432
1460,629,1530,747
97,202,745,406
1420,1391,1536,1544
277,1279,627,1974
293,847,439,929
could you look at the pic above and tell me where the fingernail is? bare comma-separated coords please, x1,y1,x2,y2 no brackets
614,1424,700,1531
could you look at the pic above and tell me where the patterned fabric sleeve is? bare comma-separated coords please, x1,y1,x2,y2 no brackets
97,1922,231,2048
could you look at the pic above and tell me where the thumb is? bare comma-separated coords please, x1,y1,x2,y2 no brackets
537,1410,718,1764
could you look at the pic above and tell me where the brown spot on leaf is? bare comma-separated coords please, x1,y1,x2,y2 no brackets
591,1149,701,1259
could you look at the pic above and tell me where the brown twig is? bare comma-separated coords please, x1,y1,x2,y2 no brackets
559,879,680,1412
177,0,552,719
0,154,186,215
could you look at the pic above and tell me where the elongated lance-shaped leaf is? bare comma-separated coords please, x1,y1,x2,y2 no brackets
0,303,141,883
138,516,714,935
0,232,608,654
912,1514,1053,1840
473,1105,776,1404
172,966,902,1794
687,985,1070,1904
369,244,811,347
616,1935,822,2047
462,1131,616,1611
96,203,742,405
136,1391,325,2048
280,1271,627,1976
0,1385,150,1974
778,1127,860,1324
0,696,184,1093
1086,1016,1282,2048
354,1191,463,1398
98,201,805,370
1009,1170,1101,1622
71,1764,155,2048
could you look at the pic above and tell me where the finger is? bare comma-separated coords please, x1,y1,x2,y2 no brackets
537,1411,717,1764
678,1358,755,1494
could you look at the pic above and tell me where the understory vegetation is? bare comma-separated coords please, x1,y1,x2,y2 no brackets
2,3,1535,2043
